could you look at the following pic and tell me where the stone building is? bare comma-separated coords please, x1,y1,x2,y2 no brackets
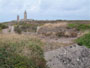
17,10,28,22
24,10,27,21
17,15,19,22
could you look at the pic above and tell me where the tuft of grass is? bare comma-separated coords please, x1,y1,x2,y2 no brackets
0,34,46,68
76,33,90,48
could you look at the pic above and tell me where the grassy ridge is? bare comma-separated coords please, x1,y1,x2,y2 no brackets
68,23,90,31
0,34,46,68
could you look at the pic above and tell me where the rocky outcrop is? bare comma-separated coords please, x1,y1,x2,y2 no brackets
44,44,90,68
37,23,78,38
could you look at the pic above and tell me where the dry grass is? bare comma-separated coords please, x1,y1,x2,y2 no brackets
0,34,46,68
0,34,43,45
0,34,45,55
40,22,68,28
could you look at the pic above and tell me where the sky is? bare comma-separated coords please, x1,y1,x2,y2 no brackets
0,0,90,22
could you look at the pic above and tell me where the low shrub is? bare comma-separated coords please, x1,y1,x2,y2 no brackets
76,33,90,48
14,25,22,34
68,23,90,31
16,23,39,32
56,32,64,37
0,34,46,68
0,23,8,29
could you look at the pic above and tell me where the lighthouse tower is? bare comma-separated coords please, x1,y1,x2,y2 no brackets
24,10,27,21
17,15,19,22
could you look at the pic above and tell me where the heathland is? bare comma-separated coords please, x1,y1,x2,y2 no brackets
0,20,90,68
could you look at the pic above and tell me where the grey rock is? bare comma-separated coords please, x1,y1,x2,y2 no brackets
44,44,90,68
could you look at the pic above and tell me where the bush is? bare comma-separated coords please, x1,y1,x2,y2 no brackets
68,23,77,28
0,34,46,68
76,33,90,48
14,25,22,34
0,24,8,29
16,22,39,32
68,23,90,31
56,32,64,37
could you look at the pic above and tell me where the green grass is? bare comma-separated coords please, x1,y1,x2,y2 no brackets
76,33,90,48
0,23,8,30
68,23,90,31
0,34,46,68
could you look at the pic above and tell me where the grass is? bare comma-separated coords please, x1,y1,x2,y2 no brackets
0,34,46,68
14,22,43,33
68,23,90,48
0,23,8,31
68,23,90,31
76,33,90,48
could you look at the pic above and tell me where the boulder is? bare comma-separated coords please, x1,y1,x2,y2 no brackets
45,44,90,68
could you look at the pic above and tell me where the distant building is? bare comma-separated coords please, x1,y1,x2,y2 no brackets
17,15,19,22
24,10,27,21
17,10,33,22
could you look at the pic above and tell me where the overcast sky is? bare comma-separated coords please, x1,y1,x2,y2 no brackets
0,0,90,22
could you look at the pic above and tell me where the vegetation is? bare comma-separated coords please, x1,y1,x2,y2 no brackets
20,23,38,32
0,23,8,30
14,22,42,33
14,25,22,34
0,34,46,68
56,32,64,37
68,23,90,31
76,33,90,48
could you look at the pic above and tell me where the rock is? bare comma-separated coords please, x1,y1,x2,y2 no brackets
44,44,90,68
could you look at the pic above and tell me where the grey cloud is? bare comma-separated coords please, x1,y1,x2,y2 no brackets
0,0,90,22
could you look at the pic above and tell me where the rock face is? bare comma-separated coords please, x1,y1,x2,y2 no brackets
44,44,90,68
